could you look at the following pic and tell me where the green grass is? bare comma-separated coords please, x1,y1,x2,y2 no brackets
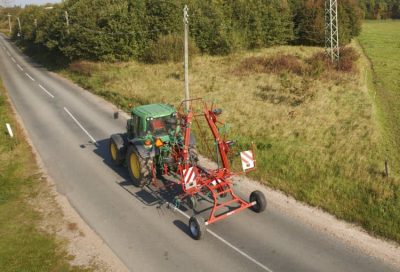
358,20,400,176
0,81,89,271
25,32,400,243
0,18,10,36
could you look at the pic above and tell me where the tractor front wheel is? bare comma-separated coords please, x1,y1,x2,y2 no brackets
189,216,206,240
109,134,126,166
127,146,151,187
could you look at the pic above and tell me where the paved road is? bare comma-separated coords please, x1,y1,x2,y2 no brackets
0,35,397,272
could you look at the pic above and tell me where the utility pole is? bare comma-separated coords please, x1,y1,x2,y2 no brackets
7,13,12,33
183,5,189,112
64,11,69,34
34,18,37,28
324,0,339,65
16,17,21,37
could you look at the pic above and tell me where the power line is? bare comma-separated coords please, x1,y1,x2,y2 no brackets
72,23,169,37
16,16,21,37
183,4,189,112
64,10,69,34
7,13,11,33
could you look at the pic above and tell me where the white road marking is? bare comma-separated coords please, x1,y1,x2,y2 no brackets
25,73,35,81
17,64,23,71
167,202,273,272
7,51,11,56
2,46,5,50
38,84,55,98
207,229,274,272
11,57,16,63
63,107,97,145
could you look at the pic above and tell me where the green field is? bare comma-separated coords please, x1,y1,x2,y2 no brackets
54,32,400,243
0,81,89,271
358,20,400,177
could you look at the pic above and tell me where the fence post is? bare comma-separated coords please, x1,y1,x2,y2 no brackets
384,159,389,178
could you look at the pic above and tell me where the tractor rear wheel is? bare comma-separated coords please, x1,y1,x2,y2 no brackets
109,134,126,166
189,216,206,240
249,190,267,213
126,146,151,187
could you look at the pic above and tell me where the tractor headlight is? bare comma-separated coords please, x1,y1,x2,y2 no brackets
144,139,153,149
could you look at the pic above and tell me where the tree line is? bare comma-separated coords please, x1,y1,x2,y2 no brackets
360,0,400,19
1,0,364,63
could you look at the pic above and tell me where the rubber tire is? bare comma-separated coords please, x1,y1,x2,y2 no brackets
109,134,126,166
189,216,206,240
249,190,267,213
126,146,151,187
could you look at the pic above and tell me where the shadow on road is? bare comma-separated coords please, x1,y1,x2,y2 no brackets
91,137,221,238
91,139,191,212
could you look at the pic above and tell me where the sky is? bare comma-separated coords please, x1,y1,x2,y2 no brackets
2,0,61,7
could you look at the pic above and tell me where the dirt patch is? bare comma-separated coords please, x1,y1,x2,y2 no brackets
254,76,316,107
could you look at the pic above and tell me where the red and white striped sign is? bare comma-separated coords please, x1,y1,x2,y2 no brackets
240,150,255,171
211,179,222,187
183,167,197,190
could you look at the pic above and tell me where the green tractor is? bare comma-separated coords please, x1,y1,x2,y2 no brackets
110,101,266,238
109,103,197,187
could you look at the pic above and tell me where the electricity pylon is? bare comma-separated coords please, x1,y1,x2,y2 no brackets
325,0,339,65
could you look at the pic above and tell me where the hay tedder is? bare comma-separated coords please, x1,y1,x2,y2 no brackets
109,98,266,239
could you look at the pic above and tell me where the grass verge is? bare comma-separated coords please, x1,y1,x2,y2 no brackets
358,20,400,177
0,81,90,271
17,32,400,243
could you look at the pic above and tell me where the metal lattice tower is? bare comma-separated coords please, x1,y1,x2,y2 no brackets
324,0,339,64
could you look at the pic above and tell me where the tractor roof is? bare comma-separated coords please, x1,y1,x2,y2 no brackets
132,104,176,119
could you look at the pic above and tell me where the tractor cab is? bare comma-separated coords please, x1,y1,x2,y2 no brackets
127,104,177,139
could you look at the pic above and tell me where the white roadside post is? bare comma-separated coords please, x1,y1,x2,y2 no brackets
6,123,13,138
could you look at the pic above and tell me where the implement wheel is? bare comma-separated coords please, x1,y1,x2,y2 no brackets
189,216,206,240
126,146,150,187
109,134,126,166
249,190,267,213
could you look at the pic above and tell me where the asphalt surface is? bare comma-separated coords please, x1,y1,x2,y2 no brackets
0,34,397,272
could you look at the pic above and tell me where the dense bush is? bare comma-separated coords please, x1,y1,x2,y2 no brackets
141,33,198,63
235,47,359,77
2,0,364,63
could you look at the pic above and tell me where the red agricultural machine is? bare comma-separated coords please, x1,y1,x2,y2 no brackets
109,98,266,239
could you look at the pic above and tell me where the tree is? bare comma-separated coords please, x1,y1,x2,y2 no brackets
292,0,362,46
